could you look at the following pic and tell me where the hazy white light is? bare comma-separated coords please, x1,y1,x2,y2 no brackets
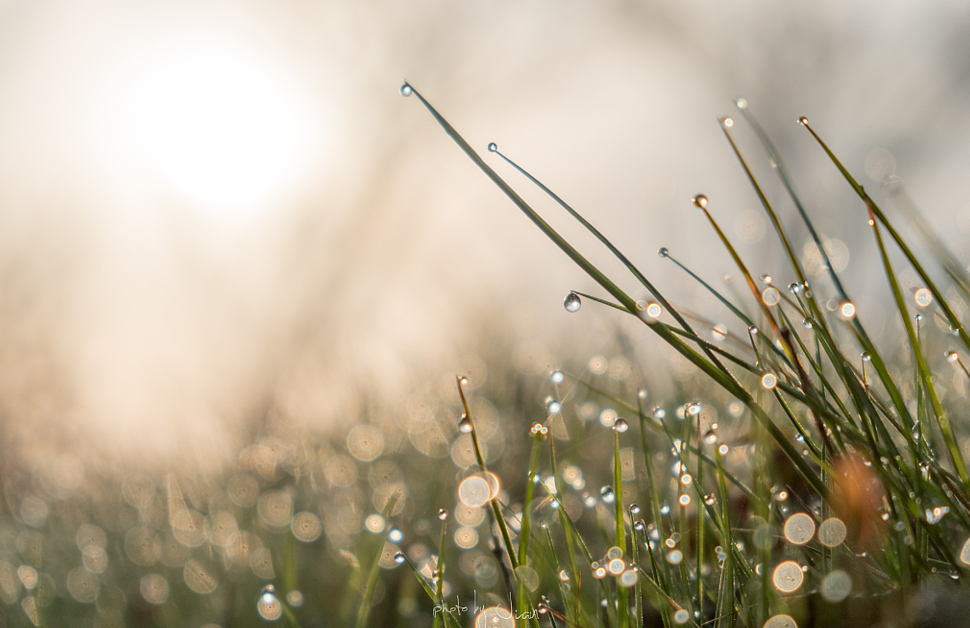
121,43,308,213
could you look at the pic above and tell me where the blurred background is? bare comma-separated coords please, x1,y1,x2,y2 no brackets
0,0,969,465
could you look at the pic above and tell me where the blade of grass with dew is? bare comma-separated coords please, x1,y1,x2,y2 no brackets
800,117,970,360
740,105,923,448
406,83,825,509
432,515,448,628
517,430,545,626
401,557,464,628
547,437,584,626
355,493,401,628
866,198,970,493
613,426,630,628
490,145,739,385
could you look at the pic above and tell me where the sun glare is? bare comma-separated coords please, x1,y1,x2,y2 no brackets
121,44,308,214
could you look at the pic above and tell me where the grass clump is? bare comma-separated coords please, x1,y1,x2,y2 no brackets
401,82,970,627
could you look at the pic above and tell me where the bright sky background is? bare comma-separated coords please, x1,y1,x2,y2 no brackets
0,0,969,462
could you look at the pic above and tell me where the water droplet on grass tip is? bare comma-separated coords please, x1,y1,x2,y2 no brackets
637,388,648,400
600,486,615,503
400,83,413,97
394,552,406,564
748,325,758,335
487,142,498,152
564,292,582,312
659,504,670,515
551,370,565,384
438,508,448,521
722,117,734,128
788,282,801,294
388,528,403,542
658,247,669,258
735,98,748,109
704,494,716,506
946,351,960,363
703,429,717,444
613,418,629,432
798,116,809,126
915,313,923,322
630,504,641,514
861,352,871,362
458,415,473,433
692,194,708,208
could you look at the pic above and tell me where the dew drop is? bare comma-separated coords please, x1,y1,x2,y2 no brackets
547,400,561,414
486,142,499,153
637,388,648,400
946,351,960,364
394,552,406,564
564,292,582,313
692,194,708,208
722,117,734,128
458,415,473,434
761,373,778,390
798,116,809,126
644,302,663,318
630,504,641,515
788,282,801,294
613,418,629,433
659,504,670,515
915,313,923,322
702,429,718,444
400,83,413,97
704,494,716,506
802,318,813,329
658,247,669,258
736,98,748,109
762,287,781,306
551,370,565,384
600,486,616,503
748,325,759,335
388,528,403,543
861,352,871,362
840,302,856,318
438,508,448,521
